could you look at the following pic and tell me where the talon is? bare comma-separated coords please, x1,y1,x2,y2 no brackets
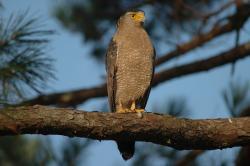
136,112,143,118
117,101,127,113
135,109,144,113
130,101,136,111
117,108,127,113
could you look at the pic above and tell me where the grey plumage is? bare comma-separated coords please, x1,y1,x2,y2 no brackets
106,10,155,160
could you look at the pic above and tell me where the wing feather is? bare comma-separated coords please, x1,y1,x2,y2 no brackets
106,39,118,112
139,47,156,108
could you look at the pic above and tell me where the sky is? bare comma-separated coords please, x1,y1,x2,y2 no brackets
3,1,250,166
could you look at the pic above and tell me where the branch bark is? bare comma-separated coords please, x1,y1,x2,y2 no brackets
176,105,250,166
1,105,250,150
236,105,250,166
21,41,250,106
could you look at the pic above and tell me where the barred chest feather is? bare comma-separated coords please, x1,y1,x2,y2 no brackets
114,27,154,107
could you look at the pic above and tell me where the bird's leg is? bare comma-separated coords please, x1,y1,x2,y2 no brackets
130,101,136,111
117,101,127,113
130,101,145,113
117,107,127,113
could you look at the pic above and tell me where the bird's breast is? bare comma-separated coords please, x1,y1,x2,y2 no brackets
115,30,154,100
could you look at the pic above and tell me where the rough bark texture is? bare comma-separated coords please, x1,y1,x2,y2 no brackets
1,105,250,150
236,106,250,166
176,106,250,166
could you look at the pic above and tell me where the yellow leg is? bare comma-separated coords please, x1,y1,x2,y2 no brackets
117,107,127,113
117,101,145,113
130,101,145,113
130,101,136,111
116,101,127,113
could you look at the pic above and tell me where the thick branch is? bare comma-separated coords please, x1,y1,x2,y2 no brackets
1,105,250,150
176,105,250,165
236,105,250,166
21,41,250,106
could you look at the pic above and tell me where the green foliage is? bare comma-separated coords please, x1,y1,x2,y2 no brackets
0,7,93,166
0,10,53,165
0,12,55,103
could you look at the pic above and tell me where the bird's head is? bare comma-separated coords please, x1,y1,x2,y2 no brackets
117,10,145,27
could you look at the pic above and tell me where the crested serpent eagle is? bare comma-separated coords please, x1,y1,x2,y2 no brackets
106,10,155,160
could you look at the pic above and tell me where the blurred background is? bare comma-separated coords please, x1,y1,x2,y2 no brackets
1,0,250,165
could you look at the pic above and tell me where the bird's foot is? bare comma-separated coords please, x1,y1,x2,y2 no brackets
130,101,144,112
135,109,144,118
134,109,144,113
130,101,136,111
117,107,130,113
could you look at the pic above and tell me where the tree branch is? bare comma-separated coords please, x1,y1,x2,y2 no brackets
153,41,250,86
176,104,250,165
236,105,250,166
21,41,250,106
155,7,250,66
1,105,250,150
21,84,106,107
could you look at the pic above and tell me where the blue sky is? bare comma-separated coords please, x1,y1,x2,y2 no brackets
3,1,250,165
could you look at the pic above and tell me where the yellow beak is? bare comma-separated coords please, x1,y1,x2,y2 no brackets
133,12,145,22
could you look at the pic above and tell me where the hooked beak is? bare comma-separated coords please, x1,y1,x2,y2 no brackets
133,11,145,22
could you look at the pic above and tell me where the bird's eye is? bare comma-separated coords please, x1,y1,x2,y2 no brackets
131,14,135,18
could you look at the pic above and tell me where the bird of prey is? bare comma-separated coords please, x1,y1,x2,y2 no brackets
106,10,155,160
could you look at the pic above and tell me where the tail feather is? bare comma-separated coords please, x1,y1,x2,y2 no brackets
116,141,135,160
